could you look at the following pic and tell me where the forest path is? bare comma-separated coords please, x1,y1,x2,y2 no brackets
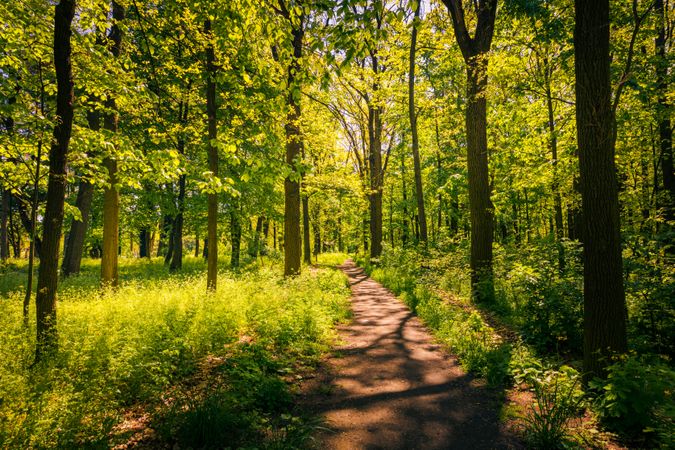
309,259,520,449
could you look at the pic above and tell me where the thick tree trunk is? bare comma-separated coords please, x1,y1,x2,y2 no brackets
101,1,124,287
139,229,150,258
283,21,304,276
35,0,76,359
368,80,384,257
205,19,218,290
574,0,628,379
443,0,497,302
465,59,494,301
408,0,427,246
62,110,99,277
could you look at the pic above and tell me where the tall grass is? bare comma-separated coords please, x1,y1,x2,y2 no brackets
0,257,350,448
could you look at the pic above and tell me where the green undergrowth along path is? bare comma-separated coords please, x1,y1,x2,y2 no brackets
0,257,351,448
356,247,674,449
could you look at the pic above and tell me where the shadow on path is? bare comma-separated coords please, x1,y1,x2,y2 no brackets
310,259,522,450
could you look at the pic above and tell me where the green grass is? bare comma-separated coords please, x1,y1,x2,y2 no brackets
0,256,351,448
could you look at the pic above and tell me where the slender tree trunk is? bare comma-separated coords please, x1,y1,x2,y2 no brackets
283,19,304,276
574,0,628,379
302,195,311,264
545,68,565,272
408,0,427,246
62,110,99,276
655,0,674,222
25,63,47,322
170,99,188,271
230,206,241,268
402,152,409,246
0,189,8,261
205,19,218,290
250,215,264,258
101,1,124,287
35,0,76,359
368,96,384,258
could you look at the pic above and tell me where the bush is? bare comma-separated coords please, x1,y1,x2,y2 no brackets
590,355,675,445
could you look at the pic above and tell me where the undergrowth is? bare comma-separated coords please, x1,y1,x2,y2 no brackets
356,245,674,448
0,256,351,448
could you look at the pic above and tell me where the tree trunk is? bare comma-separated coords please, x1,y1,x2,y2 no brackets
170,98,188,271
1,189,8,261
574,0,628,379
408,0,427,246
62,110,99,276
302,195,311,264
205,19,218,290
25,62,47,322
443,0,497,302
655,0,674,222
545,68,566,272
368,89,383,258
230,207,241,268
283,19,304,276
101,1,124,288
250,215,264,258
139,229,150,258
402,152,409,246
35,0,76,359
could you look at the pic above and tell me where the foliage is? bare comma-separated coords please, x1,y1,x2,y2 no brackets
0,257,350,448
589,355,675,446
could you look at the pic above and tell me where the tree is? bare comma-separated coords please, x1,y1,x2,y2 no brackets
276,0,305,276
35,0,76,359
205,18,218,290
574,0,628,379
442,0,498,302
408,0,427,246
101,1,125,287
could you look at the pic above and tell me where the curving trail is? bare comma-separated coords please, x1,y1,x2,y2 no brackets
311,260,521,449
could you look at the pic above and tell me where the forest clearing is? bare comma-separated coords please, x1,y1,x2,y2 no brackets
1,0,674,448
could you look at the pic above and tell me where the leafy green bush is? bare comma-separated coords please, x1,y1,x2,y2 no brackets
590,355,675,445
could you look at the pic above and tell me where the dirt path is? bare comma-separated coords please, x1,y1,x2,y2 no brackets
309,260,521,449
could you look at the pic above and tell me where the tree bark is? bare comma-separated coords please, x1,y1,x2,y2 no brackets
170,100,188,272
655,0,674,222
205,19,218,290
101,1,124,287
442,0,497,302
35,0,76,359
283,14,304,276
544,64,566,272
302,195,311,264
230,206,241,268
1,188,9,261
408,0,428,246
574,0,628,379
62,110,99,277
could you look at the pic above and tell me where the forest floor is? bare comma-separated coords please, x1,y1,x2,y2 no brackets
302,260,524,449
